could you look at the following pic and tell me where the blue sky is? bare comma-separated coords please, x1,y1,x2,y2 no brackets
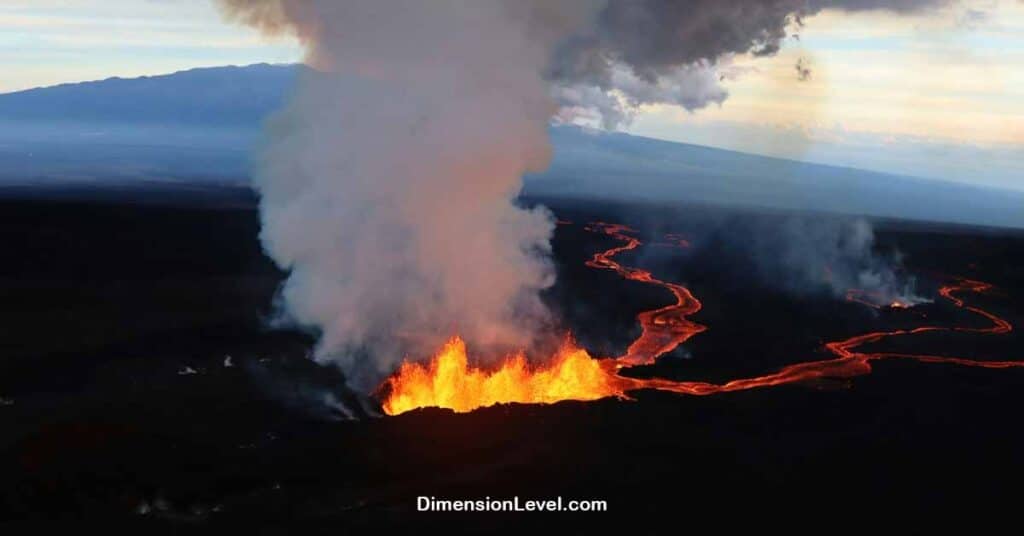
1,0,1022,191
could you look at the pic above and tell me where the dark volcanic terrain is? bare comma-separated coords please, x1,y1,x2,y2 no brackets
2,189,1023,531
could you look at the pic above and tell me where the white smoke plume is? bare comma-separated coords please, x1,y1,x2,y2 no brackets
218,0,948,388
218,1,594,388
746,217,928,306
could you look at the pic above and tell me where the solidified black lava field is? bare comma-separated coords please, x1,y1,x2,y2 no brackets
2,188,1024,531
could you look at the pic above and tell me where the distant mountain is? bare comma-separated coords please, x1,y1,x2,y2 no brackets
531,127,1024,229
0,64,303,186
1,64,1022,228
0,63,303,126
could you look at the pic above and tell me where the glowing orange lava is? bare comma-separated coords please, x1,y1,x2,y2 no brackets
380,336,626,415
629,278,1019,397
380,222,1021,415
584,223,705,366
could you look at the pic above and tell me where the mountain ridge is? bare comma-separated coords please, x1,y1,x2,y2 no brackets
1,64,1021,229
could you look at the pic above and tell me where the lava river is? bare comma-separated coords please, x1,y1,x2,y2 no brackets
381,222,1020,415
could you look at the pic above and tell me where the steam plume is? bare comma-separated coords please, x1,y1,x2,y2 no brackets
218,1,591,388
759,217,927,305
218,0,947,387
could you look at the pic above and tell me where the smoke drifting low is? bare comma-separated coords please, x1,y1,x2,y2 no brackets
748,217,927,305
218,0,946,387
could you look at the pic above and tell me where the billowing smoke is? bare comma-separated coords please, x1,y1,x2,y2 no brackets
218,1,591,388
744,217,927,305
218,0,946,387
553,60,729,129
548,0,951,126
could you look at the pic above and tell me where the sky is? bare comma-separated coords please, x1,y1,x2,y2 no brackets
0,0,1022,191
0,0,301,90
625,1,1024,191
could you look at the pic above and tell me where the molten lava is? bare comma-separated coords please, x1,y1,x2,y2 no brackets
381,222,1021,415
584,223,705,366
381,336,626,415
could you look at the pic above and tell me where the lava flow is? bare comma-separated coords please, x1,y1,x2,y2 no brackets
380,223,1021,415
584,223,706,366
622,278,1019,396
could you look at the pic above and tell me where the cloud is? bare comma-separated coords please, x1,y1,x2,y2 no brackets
544,0,950,126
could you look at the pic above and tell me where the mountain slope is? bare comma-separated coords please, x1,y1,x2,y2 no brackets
531,127,1024,228
1,64,1021,228
0,63,301,126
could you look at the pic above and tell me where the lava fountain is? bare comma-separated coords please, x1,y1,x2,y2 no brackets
380,336,631,416
380,222,1021,415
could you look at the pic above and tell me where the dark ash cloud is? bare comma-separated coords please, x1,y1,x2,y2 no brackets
550,0,950,126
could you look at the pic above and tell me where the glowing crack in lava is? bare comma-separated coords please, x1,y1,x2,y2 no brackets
380,222,1020,415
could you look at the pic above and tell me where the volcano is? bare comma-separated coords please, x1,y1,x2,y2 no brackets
3,190,1024,530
